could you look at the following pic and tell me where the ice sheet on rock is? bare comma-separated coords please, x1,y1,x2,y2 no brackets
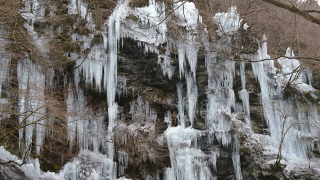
214,6,241,35
20,11,50,59
22,0,45,17
123,0,166,46
68,0,88,20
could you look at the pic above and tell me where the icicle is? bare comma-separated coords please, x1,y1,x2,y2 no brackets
232,134,243,180
186,72,198,127
164,110,172,127
178,42,186,79
177,83,185,128
239,61,251,126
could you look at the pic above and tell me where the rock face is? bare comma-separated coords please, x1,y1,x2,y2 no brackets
1,0,320,180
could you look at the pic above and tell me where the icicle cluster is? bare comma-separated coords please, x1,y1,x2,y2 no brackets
17,58,46,155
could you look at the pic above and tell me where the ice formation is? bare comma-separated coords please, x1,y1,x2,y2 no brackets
3,0,320,180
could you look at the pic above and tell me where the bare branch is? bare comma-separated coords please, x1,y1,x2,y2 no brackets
261,0,320,25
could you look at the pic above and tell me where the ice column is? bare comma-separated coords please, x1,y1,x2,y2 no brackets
105,1,129,179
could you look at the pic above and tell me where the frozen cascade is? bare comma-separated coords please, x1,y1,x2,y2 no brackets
205,53,235,146
251,37,320,160
205,7,244,179
17,58,46,155
23,0,46,17
205,52,243,179
164,2,219,179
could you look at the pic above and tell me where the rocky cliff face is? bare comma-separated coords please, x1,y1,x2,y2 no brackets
1,0,320,180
